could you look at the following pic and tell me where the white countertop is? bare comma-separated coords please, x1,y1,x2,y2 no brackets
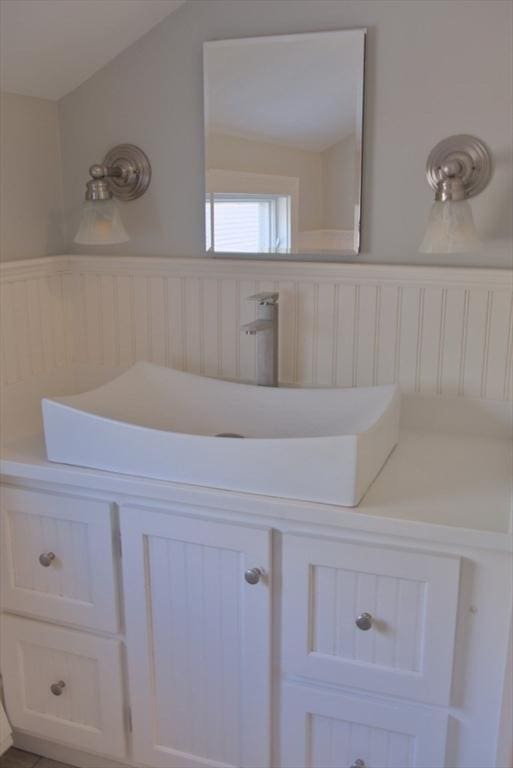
1,427,511,552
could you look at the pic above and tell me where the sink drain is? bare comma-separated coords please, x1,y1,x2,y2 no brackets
215,432,245,438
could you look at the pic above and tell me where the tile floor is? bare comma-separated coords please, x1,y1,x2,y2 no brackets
0,748,73,768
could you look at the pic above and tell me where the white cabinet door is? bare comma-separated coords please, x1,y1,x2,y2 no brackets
0,486,118,632
282,534,460,705
0,615,126,760
120,505,272,768
281,684,448,768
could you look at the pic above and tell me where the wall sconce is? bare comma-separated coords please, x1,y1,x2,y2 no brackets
74,144,151,245
419,134,492,254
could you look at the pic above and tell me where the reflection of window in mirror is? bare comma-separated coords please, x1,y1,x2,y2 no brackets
205,168,298,253
203,29,365,259
206,193,291,253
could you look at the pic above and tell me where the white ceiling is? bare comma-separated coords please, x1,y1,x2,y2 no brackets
205,30,364,152
0,0,186,101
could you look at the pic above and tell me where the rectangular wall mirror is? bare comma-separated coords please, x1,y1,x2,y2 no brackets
203,29,366,260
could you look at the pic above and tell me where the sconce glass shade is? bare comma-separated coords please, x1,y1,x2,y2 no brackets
73,199,130,245
419,199,481,254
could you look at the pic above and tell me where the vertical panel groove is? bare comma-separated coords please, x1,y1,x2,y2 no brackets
312,283,319,385
199,279,205,375
504,294,513,400
22,279,35,377
437,289,448,395
39,276,54,373
293,281,299,382
331,284,340,386
373,286,381,386
234,279,240,379
145,277,151,362
480,291,493,398
180,278,187,371
352,286,360,387
217,280,223,377
129,275,136,363
164,277,171,367
394,287,402,383
12,282,23,382
458,289,470,395
415,288,425,393
95,275,104,366
112,275,120,367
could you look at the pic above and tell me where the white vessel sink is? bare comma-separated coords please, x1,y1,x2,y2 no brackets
42,362,400,506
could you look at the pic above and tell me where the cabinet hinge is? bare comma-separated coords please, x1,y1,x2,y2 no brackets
126,705,132,732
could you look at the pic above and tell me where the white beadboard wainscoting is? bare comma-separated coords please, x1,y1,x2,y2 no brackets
0,257,76,443
1,255,512,442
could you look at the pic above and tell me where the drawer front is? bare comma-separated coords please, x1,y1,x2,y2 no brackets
0,615,126,759
282,534,460,704
1,486,118,632
281,684,448,768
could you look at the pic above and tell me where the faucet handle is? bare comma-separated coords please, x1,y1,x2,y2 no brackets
247,292,279,306
241,319,272,335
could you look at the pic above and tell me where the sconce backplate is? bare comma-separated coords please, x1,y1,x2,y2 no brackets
426,134,492,199
103,144,151,201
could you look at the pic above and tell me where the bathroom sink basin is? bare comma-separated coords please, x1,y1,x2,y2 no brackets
42,362,400,506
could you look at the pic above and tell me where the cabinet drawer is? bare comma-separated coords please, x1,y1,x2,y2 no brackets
1,486,119,632
281,684,448,768
0,615,126,759
282,534,460,705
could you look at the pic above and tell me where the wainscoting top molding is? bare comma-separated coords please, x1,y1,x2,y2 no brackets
0,255,71,281
1,255,511,288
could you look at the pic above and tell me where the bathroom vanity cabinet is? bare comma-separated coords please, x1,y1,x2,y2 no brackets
0,429,512,768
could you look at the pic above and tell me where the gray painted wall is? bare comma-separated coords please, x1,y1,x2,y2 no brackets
59,0,512,267
1,92,64,262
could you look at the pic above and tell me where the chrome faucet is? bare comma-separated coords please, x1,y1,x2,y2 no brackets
241,292,279,387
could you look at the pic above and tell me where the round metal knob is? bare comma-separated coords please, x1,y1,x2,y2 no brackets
39,552,56,567
355,612,373,631
50,680,66,696
244,567,262,585
350,760,366,768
